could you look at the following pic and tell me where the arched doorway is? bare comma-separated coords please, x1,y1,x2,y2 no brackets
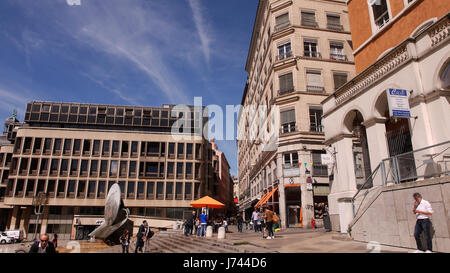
374,92,416,182
344,110,372,189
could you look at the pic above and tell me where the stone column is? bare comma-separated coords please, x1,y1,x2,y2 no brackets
363,119,390,186
327,136,358,233
70,207,80,240
276,153,287,228
19,207,32,239
9,206,19,230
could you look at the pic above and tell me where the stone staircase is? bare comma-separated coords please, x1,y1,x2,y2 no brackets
143,230,254,253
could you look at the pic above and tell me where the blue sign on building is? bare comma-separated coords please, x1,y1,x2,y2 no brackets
386,88,411,118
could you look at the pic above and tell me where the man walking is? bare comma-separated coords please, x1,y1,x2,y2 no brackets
236,213,243,233
252,208,259,232
412,193,433,253
263,207,274,239
185,210,196,236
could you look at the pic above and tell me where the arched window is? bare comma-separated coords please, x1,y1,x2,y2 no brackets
441,62,450,89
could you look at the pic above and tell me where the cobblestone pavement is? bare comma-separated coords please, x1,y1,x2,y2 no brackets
0,226,414,253
224,225,410,253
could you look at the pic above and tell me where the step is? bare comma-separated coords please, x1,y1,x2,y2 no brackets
162,234,235,253
165,233,249,253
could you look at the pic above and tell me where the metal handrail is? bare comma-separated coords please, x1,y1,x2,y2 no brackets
351,163,381,217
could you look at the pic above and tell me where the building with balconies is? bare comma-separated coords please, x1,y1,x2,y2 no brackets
237,0,355,228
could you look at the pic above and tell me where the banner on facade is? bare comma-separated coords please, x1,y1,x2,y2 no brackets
386,88,411,118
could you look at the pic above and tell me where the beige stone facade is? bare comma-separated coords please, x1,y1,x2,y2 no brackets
238,0,355,228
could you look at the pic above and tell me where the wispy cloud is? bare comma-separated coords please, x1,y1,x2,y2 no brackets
187,0,213,65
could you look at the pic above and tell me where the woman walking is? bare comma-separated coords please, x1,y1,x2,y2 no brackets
120,230,130,253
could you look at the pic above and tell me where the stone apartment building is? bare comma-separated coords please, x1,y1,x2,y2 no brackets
237,0,355,228
0,101,233,240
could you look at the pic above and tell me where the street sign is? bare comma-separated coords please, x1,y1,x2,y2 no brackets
386,88,411,118
321,154,333,165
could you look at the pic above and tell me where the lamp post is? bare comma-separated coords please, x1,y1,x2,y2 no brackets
31,192,48,240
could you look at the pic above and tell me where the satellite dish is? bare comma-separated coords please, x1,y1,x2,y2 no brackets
88,183,129,240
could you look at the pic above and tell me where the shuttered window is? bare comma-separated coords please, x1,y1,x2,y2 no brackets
281,109,296,133
306,70,323,92
301,11,317,27
279,73,294,94
333,72,348,90
276,13,289,26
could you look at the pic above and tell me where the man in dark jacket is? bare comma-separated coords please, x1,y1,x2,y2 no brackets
29,234,56,253
236,213,243,233
184,211,196,236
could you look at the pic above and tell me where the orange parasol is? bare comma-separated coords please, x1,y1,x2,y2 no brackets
190,196,225,208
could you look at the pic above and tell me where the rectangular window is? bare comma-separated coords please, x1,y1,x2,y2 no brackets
306,70,324,92
53,139,61,155
57,180,66,197
177,143,184,158
333,72,348,90
275,13,289,30
330,41,346,61
121,141,129,156
63,139,72,155
129,161,137,176
43,138,52,154
277,42,292,60
93,140,100,155
309,106,323,132
165,182,173,199
72,139,81,155
167,162,174,177
280,109,296,133
175,182,182,200
371,0,390,29
110,161,118,176
184,183,192,200
168,143,175,156
90,160,98,176
301,11,317,27
97,181,105,198
147,142,159,156
131,141,138,156
327,14,342,30
147,182,155,199
304,39,319,58
176,162,184,179
60,159,68,175
312,150,328,177
156,182,164,199
102,140,110,156
284,152,299,167
279,73,294,95
112,141,119,155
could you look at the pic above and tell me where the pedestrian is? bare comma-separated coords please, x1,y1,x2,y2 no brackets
185,211,195,236
29,233,56,253
236,213,243,233
412,193,434,253
252,208,259,232
51,233,58,249
263,207,275,239
223,218,228,233
135,231,145,253
257,209,263,233
200,209,208,237
323,204,332,232
194,217,200,236
120,230,130,253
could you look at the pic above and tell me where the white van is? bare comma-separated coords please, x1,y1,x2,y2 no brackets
0,233,14,244
4,230,23,243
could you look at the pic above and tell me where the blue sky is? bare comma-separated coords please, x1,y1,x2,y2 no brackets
0,0,258,176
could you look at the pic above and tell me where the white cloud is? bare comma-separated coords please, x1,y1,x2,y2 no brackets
187,0,213,65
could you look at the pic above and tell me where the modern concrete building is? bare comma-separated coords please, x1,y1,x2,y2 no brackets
321,0,450,251
0,101,233,240
238,0,355,228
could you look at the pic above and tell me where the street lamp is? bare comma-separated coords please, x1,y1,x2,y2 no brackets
31,192,48,240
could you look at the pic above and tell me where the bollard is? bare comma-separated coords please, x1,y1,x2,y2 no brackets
206,226,213,237
218,227,226,239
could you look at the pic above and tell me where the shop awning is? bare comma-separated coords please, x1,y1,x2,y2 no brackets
254,192,269,208
256,187,278,208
